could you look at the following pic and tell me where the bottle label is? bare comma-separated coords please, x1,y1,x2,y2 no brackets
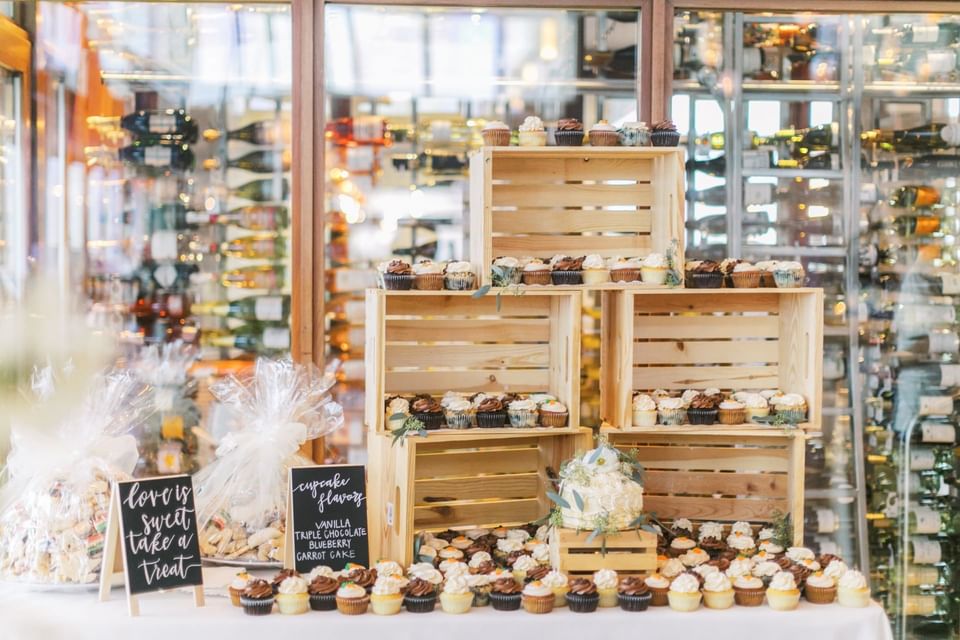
151,231,179,262
144,146,173,167
148,114,178,134
816,509,836,533
939,273,960,294
904,596,937,617
927,330,959,355
742,149,771,169
909,448,937,471
940,363,960,387
912,25,940,44
742,47,762,74
925,50,957,74
255,238,277,258
262,327,290,351
921,422,956,443
816,540,840,556
860,182,879,204
254,296,284,322
919,396,953,416
912,506,941,534
743,182,773,207
911,538,942,564
906,566,940,587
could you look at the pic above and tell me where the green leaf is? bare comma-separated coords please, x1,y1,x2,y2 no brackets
640,524,659,535
587,447,603,464
585,527,601,545
389,412,407,421
472,284,492,298
546,491,570,509
572,490,585,512
418,429,428,437
495,292,502,313
628,513,648,528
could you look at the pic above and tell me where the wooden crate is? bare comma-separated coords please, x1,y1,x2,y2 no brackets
549,527,657,577
368,428,592,566
601,426,805,544
364,289,581,433
600,288,823,431
468,147,685,287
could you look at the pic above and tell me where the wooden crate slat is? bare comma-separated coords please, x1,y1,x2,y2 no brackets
385,343,550,369
414,448,539,479
385,318,552,343
632,365,780,390
385,294,551,317
492,234,652,257
413,498,543,529
559,553,658,572
634,339,780,365
414,473,541,504
492,183,653,208
555,528,657,549
643,495,789,522
492,156,655,182
492,210,652,234
633,315,780,339
629,444,790,472
385,369,551,395
644,469,788,498
633,294,782,314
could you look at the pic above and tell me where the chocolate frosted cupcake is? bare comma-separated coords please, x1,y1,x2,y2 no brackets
342,567,377,593
380,259,414,290
489,577,523,611
475,396,507,428
241,579,275,616
411,395,443,430
525,565,551,583
550,255,584,285
554,118,584,146
687,394,719,425
566,577,600,613
618,577,652,612
308,576,339,610
650,120,680,147
403,578,438,613
689,260,723,288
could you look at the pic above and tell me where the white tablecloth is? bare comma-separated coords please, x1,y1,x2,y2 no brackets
3,582,894,640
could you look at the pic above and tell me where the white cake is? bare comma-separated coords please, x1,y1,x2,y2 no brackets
558,445,644,530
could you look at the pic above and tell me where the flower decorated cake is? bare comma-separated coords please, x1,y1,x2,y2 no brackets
557,443,644,530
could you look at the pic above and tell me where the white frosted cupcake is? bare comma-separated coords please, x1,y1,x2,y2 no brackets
741,393,770,421
641,253,669,285
518,116,547,147
581,254,610,285
594,569,619,607
370,576,404,615
773,261,805,288
609,256,643,282
276,576,310,615
542,570,570,607
507,397,539,427
444,261,476,290
491,256,522,286
632,393,658,427
837,570,870,608
657,396,687,425
773,393,807,423
385,396,409,431
661,558,686,579
481,120,511,146
702,572,734,609
766,571,801,611
667,573,702,612
440,575,474,614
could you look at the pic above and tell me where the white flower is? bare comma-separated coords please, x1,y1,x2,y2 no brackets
582,446,620,474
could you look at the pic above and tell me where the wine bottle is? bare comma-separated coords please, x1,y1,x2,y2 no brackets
202,120,290,146
900,22,960,47
220,265,285,289
226,149,291,174
192,295,290,322
862,122,960,152
232,178,290,202
221,234,286,260
203,324,290,353
908,503,960,536
776,152,839,170
889,186,941,209
186,205,289,231
691,182,775,207
120,108,198,143
119,142,195,171
891,214,941,236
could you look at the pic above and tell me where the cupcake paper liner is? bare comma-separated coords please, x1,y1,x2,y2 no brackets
632,409,658,428
371,595,403,615
403,594,437,613
734,587,765,607
229,587,242,607
482,129,511,146
651,131,681,147
309,592,337,611
690,272,723,288
581,269,611,285
551,270,583,285
522,594,555,614
476,411,508,428
610,268,641,283
687,408,718,425
760,271,776,288
804,584,837,604
444,410,474,429
518,131,547,147
641,267,668,286
702,589,735,610
508,409,539,428
413,411,444,430
566,592,600,613
618,592,652,612
382,273,415,290
539,410,569,427
414,273,445,290
718,408,746,425
471,587,492,607
658,408,687,425
277,593,309,615
489,591,522,611
589,131,619,147
731,271,761,288
522,271,552,286
445,273,476,291
240,596,275,616
336,595,370,615
648,586,669,606
440,592,474,614
775,408,807,424
774,271,804,288
554,130,585,146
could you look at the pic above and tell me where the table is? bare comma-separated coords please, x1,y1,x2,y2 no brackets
3,583,894,640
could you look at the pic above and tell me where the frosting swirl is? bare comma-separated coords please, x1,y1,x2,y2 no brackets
243,579,274,599
769,572,798,591
618,576,649,596
308,576,339,595
593,569,618,590
568,577,598,595
670,573,700,593
491,577,522,594
404,578,435,597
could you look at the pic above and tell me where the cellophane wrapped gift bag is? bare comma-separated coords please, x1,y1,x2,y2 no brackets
194,357,343,564
0,369,152,585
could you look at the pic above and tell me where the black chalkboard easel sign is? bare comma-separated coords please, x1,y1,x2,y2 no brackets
285,465,369,573
98,475,205,616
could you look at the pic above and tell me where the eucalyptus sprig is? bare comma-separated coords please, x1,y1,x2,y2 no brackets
770,510,793,548
750,414,799,429
473,278,524,312
665,238,683,288
390,414,427,445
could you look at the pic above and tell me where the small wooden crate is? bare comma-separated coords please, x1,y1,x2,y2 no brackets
364,289,581,433
600,288,823,431
549,527,657,577
368,428,592,566
601,426,805,544
468,147,685,287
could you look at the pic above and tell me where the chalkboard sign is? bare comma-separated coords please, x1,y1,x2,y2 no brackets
287,465,369,573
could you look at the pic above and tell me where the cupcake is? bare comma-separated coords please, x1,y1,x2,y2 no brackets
718,399,746,425
521,259,551,286
702,572,734,609
759,540,785,556
384,396,409,432
466,528,490,540
593,569,619,608
755,261,779,287
439,575,474,614
690,260,723,288
444,261,476,290
276,575,310,615
566,577,600,613
489,577,523,611
725,557,754,579
465,573,492,606
228,571,251,607
508,397,539,427
837,570,870,608
443,397,474,429
697,522,724,550
550,255,584,285
542,570,569,607
726,532,757,557
773,393,808,423
667,573,702,611
773,261,805,288
494,538,523,564
733,575,766,606
491,256,522,286
684,260,702,284
538,399,569,427
731,262,761,288
369,575,404,615
581,254,610,284
804,571,837,604
413,259,445,290
439,560,469,577
554,118,584,146
379,259,414,290
270,569,300,594
766,571,801,611
240,579,275,616
341,566,377,592
482,121,511,146
650,120,681,147
588,120,619,146
657,396,687,425
520,580,554,614
688,394,719,425
618,576,652,611
449,536,472,551
308,575,339,610
408,562,444,589
475,396,507,428
680,548,710,567
403,578,438,613
506,527,531,542
411,395,444,430
632,393,658,427
753,561,782,586
644,573,670,606
661,557,686,578
609,256,643,283
518,116,547,147
672,517,695,537
438,546,465,563
641,253,669,285
416,544,437,564
617,122,650,147
512,555,539,583
823,559,848,582
742,393,770,422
